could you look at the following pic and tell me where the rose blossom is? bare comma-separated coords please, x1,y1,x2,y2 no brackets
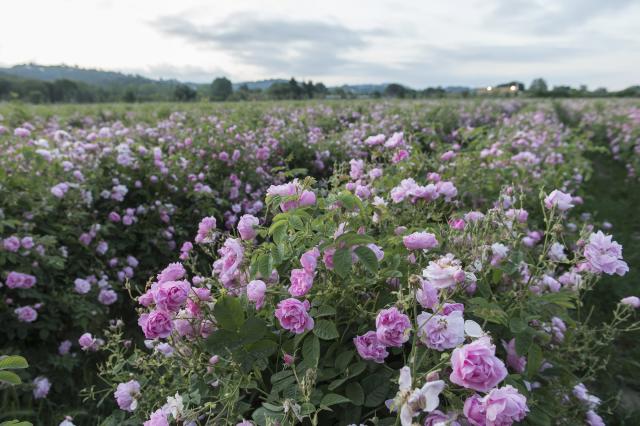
424,410,461,426
33,376,51,399
501,338,526,373
213,238,244,288
423,253,463,289
138,310,174,339
157,262,186,283
450,337,508,392
544,189,574,211
402,232,438,250
583,231,628,276
78,332,103,351
353,331,389,363
274,298,314,334
153,280,190,312
237,214,259,240
247,280,266,310
300,247,320,273
5,271,37,289
195,216,217,243
484,385,529,425
3,236,20,252
621,296,640,308
98,289,118,305
416,279,439,310
74,278,91,294
15,306,38,322
288,268,313,297
417,310,465,351
375,307,411,347
114,380,140,412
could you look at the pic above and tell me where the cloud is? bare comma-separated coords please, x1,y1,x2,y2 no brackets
487,0,638,34
152,14,385,76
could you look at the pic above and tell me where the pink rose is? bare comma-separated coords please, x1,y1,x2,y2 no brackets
463,395,486,425
621,296,640,308
583,231,628,276
6,271,37,289
464,385,529,425
417,310,465,351
450,337,507,392
157,262,186,283
416,279,439,310
375,307,411,347
213,238,244,288
423,253,463,289
195,216,217,243
237,214,259,240
300,247,320,273
403,232,438,250
288,269,314,297
544,189,574,211
502,338,526,373
138,310,173,339
274,298,314,334
114,380,140,412
484,385,528,424
353,331,388,363
247,280,266,310
153,280,190,312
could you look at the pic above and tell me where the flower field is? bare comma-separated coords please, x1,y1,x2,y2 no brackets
1,99,639,426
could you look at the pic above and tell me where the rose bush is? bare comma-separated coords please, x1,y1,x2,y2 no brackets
94,124,636,425
0,100,638,424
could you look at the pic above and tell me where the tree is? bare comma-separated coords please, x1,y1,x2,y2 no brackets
174,84,197,101
384,83,407,98
529,78,548,96
288,78,303,99
210,77,232,101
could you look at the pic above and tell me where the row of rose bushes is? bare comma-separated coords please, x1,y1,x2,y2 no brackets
93,104,638,425
0,100,523,421
96,113,640,426
0,100,637,425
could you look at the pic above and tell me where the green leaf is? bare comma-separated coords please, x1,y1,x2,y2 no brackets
0,370,21,385
335,232,375,246
354,246,379,274
469,297,508,325
257,254,274,280
509,318,528,334
515,332,533,356
289,215,305,231
239,317,268,345
1,421,33,426
0,356,28,370
362,374,390,407
299,402,315,415
346,362,367,379
214,296,245,331
335,351,355,370
270,220,288,244
320,393,351,407
337,192,363,211
333,248,352,277
328,378,347,390
345,382,365,406
527,344,544,378
315,305,337,317
313,320,339,340
302,334,320,367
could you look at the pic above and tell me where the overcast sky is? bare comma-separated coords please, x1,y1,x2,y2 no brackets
1,0,638,89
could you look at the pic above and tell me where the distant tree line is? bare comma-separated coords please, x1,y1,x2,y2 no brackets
0,73,638,104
